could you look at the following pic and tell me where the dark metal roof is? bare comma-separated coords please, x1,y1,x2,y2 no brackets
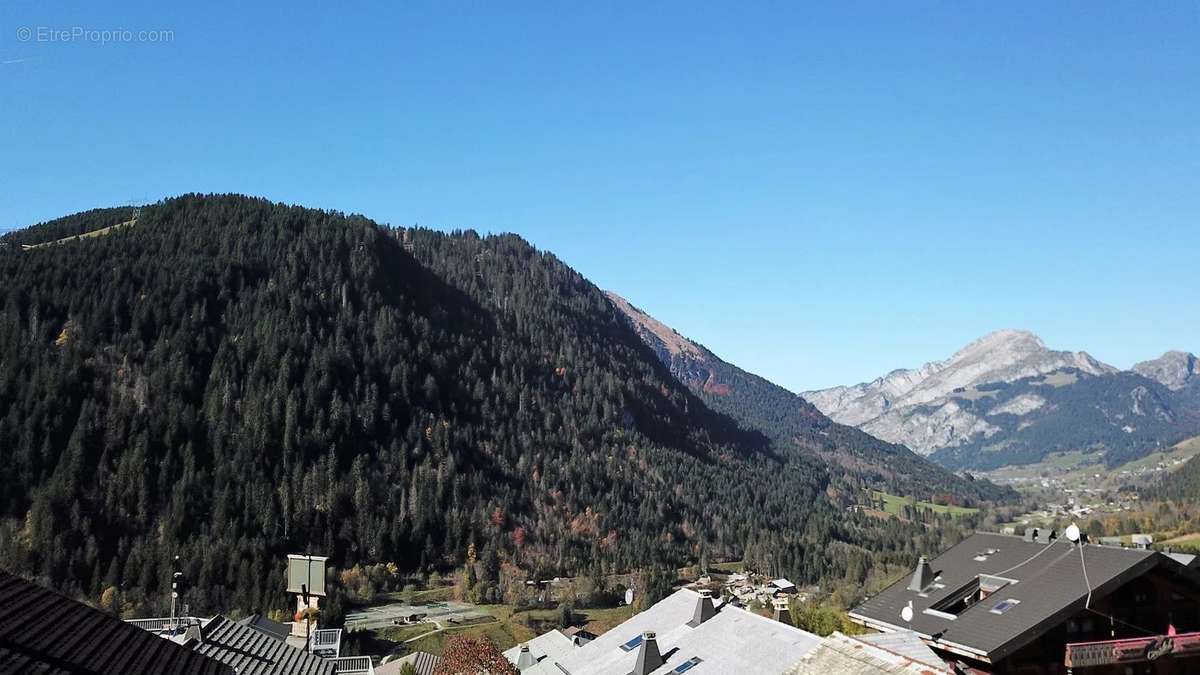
236,614,292,643
0,570,231,675
377,651,441,675
193,615,335,675
849,532,1181,663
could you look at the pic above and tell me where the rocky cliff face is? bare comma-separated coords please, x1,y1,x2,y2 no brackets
802,330,1117,454
1133,351,1199,390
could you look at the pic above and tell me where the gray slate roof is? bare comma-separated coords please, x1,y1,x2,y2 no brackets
855,631,946,670
549,589,822,675
377,651,441,675
193,615,335,675
0,570,231,675
237,614,292,643
785,632,952,675
849,532,1182,663
502,628,577,671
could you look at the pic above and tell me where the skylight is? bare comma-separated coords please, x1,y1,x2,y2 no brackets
619,635,643,652
991,599,1020,615
674,657,704,673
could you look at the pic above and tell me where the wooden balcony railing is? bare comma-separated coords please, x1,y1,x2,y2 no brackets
1065,630,1200,668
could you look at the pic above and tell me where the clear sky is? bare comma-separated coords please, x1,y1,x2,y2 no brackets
2,2,1197,392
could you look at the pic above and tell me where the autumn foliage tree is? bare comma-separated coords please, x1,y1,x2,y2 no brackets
433,634,518,675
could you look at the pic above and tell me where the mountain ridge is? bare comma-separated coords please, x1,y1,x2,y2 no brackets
1133,350,1199,391
803,329,1117,435
803,330,1200,471
605,291,1012,502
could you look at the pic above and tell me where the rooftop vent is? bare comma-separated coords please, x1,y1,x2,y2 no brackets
630,631,663,675
908,556,935,592
687,589,716,627
516,643,536,670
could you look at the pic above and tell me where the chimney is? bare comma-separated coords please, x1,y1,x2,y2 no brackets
516,643,536,670
772,597,792,626
182,621,203,645
629,631,663,675
687,589,716,627
907,556,934,592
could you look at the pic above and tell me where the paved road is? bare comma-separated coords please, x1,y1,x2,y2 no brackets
344,600,491,632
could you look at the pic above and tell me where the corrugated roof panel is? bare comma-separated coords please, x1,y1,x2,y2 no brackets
195,615,336,675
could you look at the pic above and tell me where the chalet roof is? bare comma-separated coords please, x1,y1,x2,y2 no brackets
548,589,821,675
0,570,230,675
502,629,577,672
192,615,335,675
236,614,292,642
785,631,953,674
377,651,441,675
849,532,1192,663
855,631,946,669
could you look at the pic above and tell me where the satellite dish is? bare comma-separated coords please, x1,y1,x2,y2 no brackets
1065,523,1081,543
901,602,914,623
624,588,635,605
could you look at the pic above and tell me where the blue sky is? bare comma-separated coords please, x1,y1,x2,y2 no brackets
2,2,1197,391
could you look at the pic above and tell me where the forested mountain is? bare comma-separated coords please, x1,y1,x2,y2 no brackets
1149,438,1200,502
0,195,968,618
605,293,1009,502
927,370,1200,470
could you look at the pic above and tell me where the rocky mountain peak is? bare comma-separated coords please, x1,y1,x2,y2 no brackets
1133,350,1199,390
802,330,1118,454
954,329,1045,358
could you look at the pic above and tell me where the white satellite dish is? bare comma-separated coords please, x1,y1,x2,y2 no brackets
624,588,635,605
900,601,914,623
1065,523,1081,543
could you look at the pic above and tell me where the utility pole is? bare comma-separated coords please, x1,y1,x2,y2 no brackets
170,556,184,635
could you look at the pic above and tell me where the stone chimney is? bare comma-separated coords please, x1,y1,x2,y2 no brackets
630,631,663,675
687,589,716,627
772,597,792,626
907,556,934,592
516,643,536,670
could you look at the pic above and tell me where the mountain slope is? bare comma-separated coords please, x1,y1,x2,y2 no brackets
605,292,1012,502
0,195,948,614
927,370,1200,470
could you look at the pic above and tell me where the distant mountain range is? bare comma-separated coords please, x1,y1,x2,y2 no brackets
605,292,1012,501
802,331,1200,471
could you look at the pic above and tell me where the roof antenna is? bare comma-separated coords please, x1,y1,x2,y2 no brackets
900,601,914,624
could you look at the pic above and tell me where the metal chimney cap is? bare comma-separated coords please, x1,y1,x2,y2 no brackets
643,631,657,640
